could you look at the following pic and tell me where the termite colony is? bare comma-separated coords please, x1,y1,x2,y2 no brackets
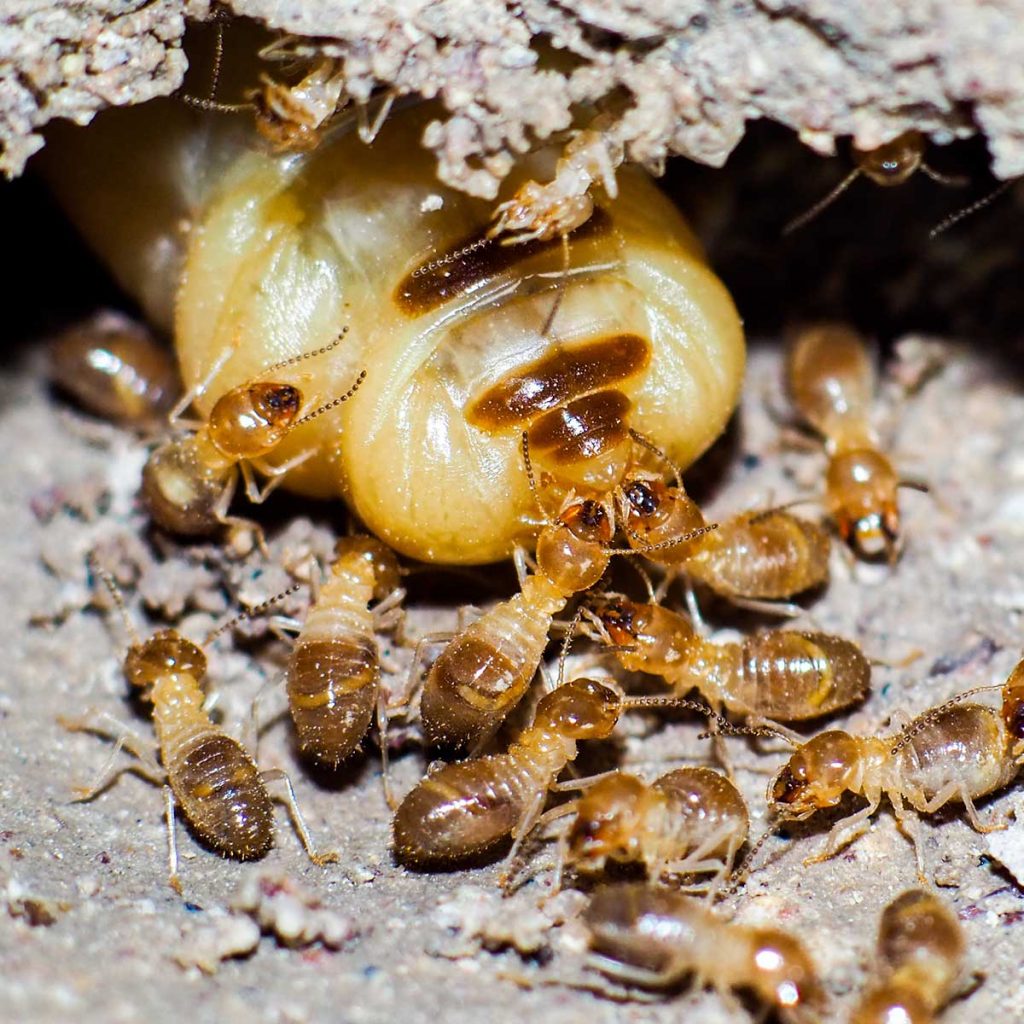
29,20,1021,1023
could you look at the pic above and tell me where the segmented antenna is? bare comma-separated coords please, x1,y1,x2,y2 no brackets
520,432,549,520
539,233,572,339
293,369,367,427
628,428,683,489
86,551,140,647
182,19,254,115
930,179,1015,239
556,604,587,689
608,521,719,556
889,684,1005,754
782,167,862,236
255,328,349,379
722,823,777,899
204,583,302,646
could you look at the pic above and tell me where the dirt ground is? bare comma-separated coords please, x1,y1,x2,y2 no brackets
4,309,1024,1022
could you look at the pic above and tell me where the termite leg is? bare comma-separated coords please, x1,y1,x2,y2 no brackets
376,689,398,811
260,768,339,866
390,631,455,713
499,790,549,891
165,786,183,895
804,800,879,866
167,343,237,425
244,448,318,503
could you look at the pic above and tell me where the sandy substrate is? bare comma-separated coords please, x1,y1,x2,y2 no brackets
4,329,1024,1023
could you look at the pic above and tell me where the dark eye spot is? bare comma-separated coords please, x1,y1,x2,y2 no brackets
579,500,606,527
626,482,657,516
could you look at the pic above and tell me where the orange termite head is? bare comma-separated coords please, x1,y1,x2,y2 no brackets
333,535,402,599
534,677,622,739
559,496,615,546
745,928,824,1018
536,495,616,592
853,132,924,187
594,597,642,647
208,382,303,460
826,449,901,560
850,985,931,1024
769,731,861,818
566,772,648,869
123,629,207,693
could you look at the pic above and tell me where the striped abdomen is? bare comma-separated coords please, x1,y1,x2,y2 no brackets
685,510,830,599
421,575,566,753
288,570,379,768
154,675,274,860
392,754,537,867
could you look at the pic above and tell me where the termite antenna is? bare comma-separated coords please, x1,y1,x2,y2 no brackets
539,233,571,339
697,719,798,746
255,327,349,378
929,179,1015,238
521,432,549,520
556,604,586,688
293,369,367,427
782,167,861,236
182,18,254,115
621,694,732,732
86,551,140,647
722,823,778,898
204,583,302,646
918,164,969,188
607,522,719,556
628,428,682,488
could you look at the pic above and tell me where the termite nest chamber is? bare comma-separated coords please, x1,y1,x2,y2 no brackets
10,17,1024,1024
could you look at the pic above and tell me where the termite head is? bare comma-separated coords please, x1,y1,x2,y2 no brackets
826,449,900,560
853,132,924,187
745,928,823,1017
566,773,648,870
621,477,665,522
1002,658,1024,756
333,535,402,599
769,731,861,817
208,382,303,459
535,496,614,593
534,677,621,739
619,476,706,559
124,629,207,693
850,986,931,1024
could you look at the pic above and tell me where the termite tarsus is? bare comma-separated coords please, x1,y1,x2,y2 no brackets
785,322,923,560
63,562,337,891
851,889,966,1024
588,597,870,723
769,659,1024,878
582,883,822,1021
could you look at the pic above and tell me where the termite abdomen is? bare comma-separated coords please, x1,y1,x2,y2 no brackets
166,732,275,860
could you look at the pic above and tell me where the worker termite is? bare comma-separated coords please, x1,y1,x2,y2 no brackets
587,597,870,724
42,91,744,565
141,333,365,544
851,889,966,1024
49,311,178,430
581,883,822,1021
783,131,967,235
393,675,718,871
61,560,337,891
768,658,1024,879
553,767,749,891
618,474,832,609
414,434,715,756
280,535,405,776
785,322,924,560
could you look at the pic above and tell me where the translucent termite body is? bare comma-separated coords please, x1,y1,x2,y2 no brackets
582,883,822,1020
287,536,404,767
395,678,699,869
418,487,617,755
620,477,831,602
769,659,1024,875
786,323,910,559
43,98,744,565
563,767,749,885
592,598,870,722
49,312,178,428
851,889,966,1024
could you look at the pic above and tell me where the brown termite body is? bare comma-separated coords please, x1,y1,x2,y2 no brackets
786,322,917,560
63,568,336,890
590,597,870,723
49,312,178,429
142,335,365,541
851,889,966,1024
620,476,831,605
784,131,966,235
582,883,822,1021
393,677,710,869
561,767,749,888
286,536,405,769
769,660,1024,877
